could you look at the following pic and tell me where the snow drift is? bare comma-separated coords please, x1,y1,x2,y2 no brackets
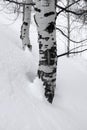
0,12,87,130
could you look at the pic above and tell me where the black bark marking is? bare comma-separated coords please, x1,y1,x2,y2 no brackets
44,88,54,103
34,15,39,27
34,7,41,12
39,43,43,49
45,22,55,33
44,12,55,17
38,70,56,79
45,37,50,41
38,34,49,41
53,42,56,45
53,68,56,74
45,45,48,48
23,22,28,26
38,70,44,80
52,78,56,82
27,44,32,50
26,7,29,9
40,46,57,66
38,69,55,103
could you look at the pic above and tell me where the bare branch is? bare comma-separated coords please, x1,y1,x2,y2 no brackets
4,0,35,6
57,47,87,58
56,27,87,43
56,0,80,16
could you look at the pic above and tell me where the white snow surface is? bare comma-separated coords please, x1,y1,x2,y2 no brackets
0,12,87,130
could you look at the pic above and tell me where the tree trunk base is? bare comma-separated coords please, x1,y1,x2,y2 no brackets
45,88,54,103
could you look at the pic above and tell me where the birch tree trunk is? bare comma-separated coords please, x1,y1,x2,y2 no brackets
35,0,57,103
20,0,32,50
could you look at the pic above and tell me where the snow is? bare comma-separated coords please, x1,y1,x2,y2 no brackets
0,11,87,130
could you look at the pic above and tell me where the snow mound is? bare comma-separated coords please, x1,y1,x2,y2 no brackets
0,11,87,130
27,77,44,101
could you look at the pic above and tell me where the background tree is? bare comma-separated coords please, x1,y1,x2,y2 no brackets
56,0,87,57
20,0,32,50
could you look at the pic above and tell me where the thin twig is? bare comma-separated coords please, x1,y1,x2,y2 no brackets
56,27,87,43
4,0,35,6
57,48,87,58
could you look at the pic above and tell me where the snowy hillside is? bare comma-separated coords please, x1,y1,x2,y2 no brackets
0,12,87,130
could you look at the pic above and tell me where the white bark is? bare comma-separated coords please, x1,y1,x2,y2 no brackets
35,0,57,103
20,0,32,50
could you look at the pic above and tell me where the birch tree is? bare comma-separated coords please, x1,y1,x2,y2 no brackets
35,0,57,103
20,0,32,50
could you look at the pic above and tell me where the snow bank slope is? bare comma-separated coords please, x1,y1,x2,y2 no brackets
0,12,87,130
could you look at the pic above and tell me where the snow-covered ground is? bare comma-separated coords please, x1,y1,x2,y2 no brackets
0,11,87,130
